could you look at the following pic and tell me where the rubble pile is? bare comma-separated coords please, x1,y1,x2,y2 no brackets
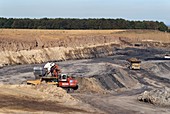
138,87,170,106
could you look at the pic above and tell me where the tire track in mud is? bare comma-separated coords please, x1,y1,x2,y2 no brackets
126,66,170,88
143,62,170,87
159,63,170,71
143,70,170,87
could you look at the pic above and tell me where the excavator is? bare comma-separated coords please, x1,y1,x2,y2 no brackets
27,62,78,92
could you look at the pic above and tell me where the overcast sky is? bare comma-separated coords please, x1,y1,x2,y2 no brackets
0,0,169,25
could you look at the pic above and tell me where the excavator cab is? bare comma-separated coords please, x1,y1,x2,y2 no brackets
59,74,68,82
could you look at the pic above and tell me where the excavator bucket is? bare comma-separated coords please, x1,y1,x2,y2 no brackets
27,77,58,85
27,79,41,85
46,82,58,85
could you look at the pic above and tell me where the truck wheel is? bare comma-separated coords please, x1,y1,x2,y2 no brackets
73,85,79,90
69,88,74,93
130,66,132,70
65,88,74,93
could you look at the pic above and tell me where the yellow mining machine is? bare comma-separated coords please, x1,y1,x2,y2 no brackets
127,58,141,70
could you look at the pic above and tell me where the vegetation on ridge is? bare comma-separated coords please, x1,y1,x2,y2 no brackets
0,17,168,31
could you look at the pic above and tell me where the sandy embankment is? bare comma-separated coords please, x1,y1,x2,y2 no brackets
1,29,170,67
0,84,102,114
0,29,126,67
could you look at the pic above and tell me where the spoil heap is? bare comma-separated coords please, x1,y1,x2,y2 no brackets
34,84,77,103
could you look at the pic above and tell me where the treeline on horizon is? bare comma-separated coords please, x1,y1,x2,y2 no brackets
0,17,168,31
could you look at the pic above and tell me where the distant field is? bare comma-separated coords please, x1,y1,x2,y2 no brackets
0,29,125,41
0,29,169,43
112,30,170,43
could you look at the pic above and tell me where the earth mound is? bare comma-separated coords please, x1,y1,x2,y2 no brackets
34,84,77,103
76,77,106,94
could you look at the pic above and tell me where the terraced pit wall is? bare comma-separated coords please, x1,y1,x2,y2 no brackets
1,39,170,67
1,29,170,67
0,43,120,67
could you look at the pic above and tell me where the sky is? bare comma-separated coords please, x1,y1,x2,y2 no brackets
0,0,169,25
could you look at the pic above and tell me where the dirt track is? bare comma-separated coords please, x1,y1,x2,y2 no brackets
0,47,170,114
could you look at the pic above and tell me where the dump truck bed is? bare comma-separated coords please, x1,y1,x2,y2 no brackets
127,58,141,63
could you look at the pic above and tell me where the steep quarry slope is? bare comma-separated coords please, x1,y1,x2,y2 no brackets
0,29,121,67
0,43,119,67
0,29,170,67
143,62,170,78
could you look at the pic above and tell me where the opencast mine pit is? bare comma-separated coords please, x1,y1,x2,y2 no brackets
0,29,170,114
